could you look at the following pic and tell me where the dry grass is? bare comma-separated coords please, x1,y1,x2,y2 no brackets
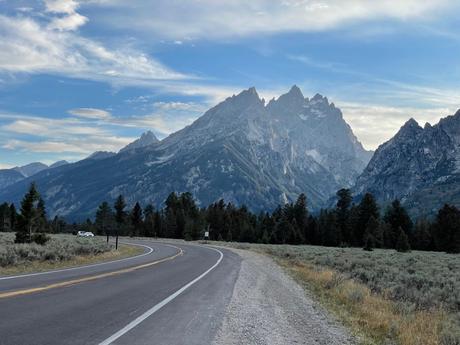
214,241,460,345
286,261,446,345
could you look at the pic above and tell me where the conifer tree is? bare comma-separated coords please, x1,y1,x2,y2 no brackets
114,195,126,235
143,204,155,237
383,199,413,247
363,229,375,251
354,193,379,247
15,183,40,243
95,201,113,237
130,202,143,237
396,227,411,253
434,204,460,253
336,188,352,244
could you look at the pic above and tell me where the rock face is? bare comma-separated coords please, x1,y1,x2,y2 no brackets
0,86,371,220
354,110,460,215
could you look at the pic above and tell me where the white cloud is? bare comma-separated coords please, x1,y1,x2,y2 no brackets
0,12,187,84
93,0,455,39
48,12,88,31
68,108,112,119
44,0,79,14
152,101,206,112
3,137,133,154
0,112,134,155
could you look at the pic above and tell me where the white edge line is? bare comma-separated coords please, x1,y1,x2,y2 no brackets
98,246,224,345
0,242,154,281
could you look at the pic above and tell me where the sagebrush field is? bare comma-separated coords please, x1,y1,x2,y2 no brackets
218,242,460,345
0,233,143,275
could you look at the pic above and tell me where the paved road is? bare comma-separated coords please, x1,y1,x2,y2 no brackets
0,240,241,345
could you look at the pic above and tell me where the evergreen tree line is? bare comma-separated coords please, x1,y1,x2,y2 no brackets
1,184,459,253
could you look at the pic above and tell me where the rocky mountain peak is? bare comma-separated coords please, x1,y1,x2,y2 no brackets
394,118,423,140
286,84,304,99
311,93,328,104
120,130,159,153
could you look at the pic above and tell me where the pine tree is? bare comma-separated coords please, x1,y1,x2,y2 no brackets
95,201,113,236
354,193,379,247
10,203,17,232
396,227,411,253
130,202,143,237
114,195,126,238
293,193,308,237
0,203,10,232
434,204,460,253
413,218,434,251
363,229,375,251
15,183,41,243
143,204,155,237
336,188,352,245
365,216,382,248
383,199,413,248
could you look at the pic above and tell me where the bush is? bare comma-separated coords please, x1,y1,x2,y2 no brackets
32,233,50,245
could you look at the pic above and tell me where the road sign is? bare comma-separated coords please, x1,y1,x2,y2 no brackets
204,231,209,238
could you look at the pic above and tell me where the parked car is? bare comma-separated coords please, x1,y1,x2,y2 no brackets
77,231,95,237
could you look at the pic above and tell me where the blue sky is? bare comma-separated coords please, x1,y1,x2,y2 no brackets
1,0,460,168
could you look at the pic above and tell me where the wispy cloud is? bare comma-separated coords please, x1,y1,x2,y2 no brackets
68,108,112,119
0,8,187,85
92,0,456,39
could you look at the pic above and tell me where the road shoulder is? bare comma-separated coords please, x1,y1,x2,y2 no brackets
212,247,357,345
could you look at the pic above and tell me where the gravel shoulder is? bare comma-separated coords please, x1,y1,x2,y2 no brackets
212,248,357,345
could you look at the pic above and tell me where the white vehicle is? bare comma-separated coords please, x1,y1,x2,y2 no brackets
77,231,95,237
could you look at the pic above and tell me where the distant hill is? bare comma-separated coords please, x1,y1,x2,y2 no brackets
0,161,69,190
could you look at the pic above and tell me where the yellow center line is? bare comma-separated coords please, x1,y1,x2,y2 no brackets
0,247,184,299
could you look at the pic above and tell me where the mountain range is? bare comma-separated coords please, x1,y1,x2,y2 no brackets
0,161,68,190
354,110,460,215
1,86,459,219
0,86,372,219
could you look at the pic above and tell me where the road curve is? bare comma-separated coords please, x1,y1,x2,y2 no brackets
0,239,241,345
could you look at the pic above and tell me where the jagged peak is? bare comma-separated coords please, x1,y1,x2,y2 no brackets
231,87,262,102
120,130,159,153
403,118,420,128
287,85,304,98
267,85,305,111
140,130,159,141
311,93,328,103
454,109,460,117
393,118,423,140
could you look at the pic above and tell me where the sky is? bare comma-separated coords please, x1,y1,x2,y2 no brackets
1,0,460,168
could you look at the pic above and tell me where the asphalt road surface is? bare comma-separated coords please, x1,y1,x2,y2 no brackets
0,240,241,345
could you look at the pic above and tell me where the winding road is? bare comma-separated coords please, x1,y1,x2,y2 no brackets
0,240,241,345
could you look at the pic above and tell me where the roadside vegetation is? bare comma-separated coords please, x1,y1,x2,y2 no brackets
4,187,458,254
0,232,142,275
0,184,143,275
217,241,460,345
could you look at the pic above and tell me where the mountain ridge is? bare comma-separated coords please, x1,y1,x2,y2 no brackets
354,108,460,216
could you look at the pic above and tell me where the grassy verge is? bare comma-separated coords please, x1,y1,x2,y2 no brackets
213,242,459,345
0,233,144,276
